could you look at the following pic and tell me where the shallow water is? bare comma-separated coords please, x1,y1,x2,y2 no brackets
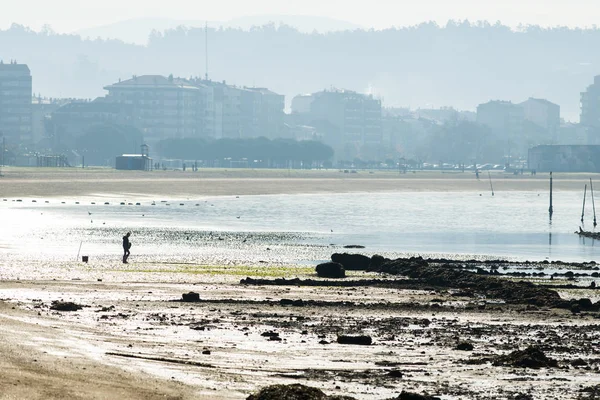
1,190,599,264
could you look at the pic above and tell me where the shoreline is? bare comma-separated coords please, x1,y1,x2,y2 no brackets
0,167,598,198
2,168,600,398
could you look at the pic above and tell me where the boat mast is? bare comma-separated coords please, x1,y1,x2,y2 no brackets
591,178,597,227
549,172,553,218
582,184,587,224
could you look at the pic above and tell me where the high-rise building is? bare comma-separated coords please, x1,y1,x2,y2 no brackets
242,88,285,139
295,89,382,160
519,98,560,142
104,75,202,144
581,76,600,130
0,61,32,144
477,100,525,159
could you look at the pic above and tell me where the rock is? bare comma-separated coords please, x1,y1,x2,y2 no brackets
331,253,371,271
246,383,357,400
337,335,372,345
397,391,441,400
455,342,474,351
577,298,595,309
387,369,403,378
571,358,588,367
50,301,83,311
581,384,600,398
492,346,558,369
280,299,305,307
369,257,566,308
343,245,365,249
316,262,345,278
510,394,534,400
182,292,200,302
368,255,388,270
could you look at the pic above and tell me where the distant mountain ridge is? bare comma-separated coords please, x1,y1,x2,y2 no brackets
75,15,364,45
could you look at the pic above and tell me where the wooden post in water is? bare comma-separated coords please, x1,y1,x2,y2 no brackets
591,178,597,227
488,172,494,196
549,172,553,218
582,184,588,224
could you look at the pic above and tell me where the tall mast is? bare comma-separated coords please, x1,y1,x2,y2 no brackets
205,21,209,81
582,184,587,224
549,172,553,218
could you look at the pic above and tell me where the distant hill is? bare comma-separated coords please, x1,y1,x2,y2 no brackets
1,21,598,121
75,15,363,45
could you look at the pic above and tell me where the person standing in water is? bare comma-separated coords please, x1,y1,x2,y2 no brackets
122,232,131,263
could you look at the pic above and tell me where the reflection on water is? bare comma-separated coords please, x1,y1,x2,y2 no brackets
1,190,599,263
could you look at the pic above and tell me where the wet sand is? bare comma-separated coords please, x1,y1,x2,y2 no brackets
0,167,597,198
1,168,600,399
1,259,599,399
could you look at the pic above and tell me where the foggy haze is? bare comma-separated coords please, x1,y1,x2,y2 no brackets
2,0,600,168
3,0,600,33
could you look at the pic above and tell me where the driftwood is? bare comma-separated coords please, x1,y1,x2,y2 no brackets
105,352,214,368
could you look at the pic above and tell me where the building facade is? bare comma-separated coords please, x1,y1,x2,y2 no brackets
104,75,202,145
49,99,133,148
0,61,32,145
296,89,383,160
519,98,560,142
477,100,525,159
529,145,600,172
242,87,285,139
581,76,600,130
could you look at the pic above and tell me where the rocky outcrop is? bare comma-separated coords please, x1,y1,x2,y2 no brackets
331,253,371,271
246,384,357,400
316,262,345,279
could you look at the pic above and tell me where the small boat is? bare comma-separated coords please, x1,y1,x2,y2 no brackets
576,227,600,240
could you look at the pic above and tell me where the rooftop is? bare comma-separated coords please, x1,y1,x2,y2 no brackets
521,97,559,107
0,62,31,75
105,75,199,91
244,87,282,96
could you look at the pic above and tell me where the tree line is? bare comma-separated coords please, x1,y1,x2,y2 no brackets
156,137,334,167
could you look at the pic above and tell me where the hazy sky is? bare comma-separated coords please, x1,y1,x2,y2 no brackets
2,0,599,32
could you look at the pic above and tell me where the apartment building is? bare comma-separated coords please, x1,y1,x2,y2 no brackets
0,61,32,144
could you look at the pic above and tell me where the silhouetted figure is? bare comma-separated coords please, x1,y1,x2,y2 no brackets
123,232,131,263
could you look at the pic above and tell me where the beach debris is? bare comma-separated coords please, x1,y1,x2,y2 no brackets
280,299,305,307
509,394,534,400
50,300,83,311
581,384,600,399
570,358,588,367
261,331,281,341
246,383,356,400
181,292,201,302
455,341,474,351
387,369,403,378
316,262,345,278
491,346,558,369
331,253,370,271
337,335,372,345
369,256,594,309
397,392,441,400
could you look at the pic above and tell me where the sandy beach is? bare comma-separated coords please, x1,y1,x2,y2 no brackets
0,167,597,199
1,168,600,399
